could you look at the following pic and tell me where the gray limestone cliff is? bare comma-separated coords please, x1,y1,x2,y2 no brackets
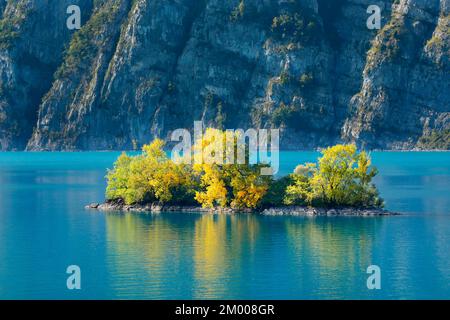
343,0,450,149
0,0,92,150
0,0,448,151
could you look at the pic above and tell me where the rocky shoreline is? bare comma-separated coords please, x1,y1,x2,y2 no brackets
85,202,398,217
260,207,397,217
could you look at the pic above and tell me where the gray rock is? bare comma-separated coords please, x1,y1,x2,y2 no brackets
89,201,398,216
0,0,447,151
86,203,100,209
0,0,93,150
260,206,397,216
342,0,449,150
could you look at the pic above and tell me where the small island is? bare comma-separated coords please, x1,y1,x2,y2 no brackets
87,129,397,217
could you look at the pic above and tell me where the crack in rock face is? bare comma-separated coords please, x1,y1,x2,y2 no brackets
0,0,448,151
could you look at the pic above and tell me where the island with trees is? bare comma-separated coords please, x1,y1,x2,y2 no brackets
87,129,396,216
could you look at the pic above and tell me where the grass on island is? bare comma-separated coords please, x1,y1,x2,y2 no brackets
105,130,383,210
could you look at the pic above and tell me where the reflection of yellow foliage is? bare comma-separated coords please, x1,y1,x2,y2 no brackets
106,213,182,266
104,212,262,298
105,213,197,298
194,215,228,268
193,214,260,298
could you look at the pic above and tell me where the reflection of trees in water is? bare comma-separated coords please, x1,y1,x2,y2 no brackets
193,214,260,299
104,213,387,299
425,216,450,288
284,217,383,298
104,213,261,299
105,213,199,298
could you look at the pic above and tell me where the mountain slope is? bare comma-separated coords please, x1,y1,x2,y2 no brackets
343,0,449,149
0,0,94,150
0,0,448,151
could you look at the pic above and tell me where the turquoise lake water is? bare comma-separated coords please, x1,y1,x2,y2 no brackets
0,152,449,299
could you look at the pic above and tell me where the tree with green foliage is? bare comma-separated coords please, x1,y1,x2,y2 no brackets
284,144,383,208
106,139,196,205
261,175,294,207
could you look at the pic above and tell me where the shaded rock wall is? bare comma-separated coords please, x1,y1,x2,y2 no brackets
0,0,447,150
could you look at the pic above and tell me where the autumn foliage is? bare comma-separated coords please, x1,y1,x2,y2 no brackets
106,133,383,210
106,130,270,209
283,144,383,208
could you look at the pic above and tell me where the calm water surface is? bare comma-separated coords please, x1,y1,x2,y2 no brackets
0,152,449,299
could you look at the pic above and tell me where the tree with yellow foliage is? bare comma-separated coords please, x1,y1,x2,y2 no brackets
192,128,270,209
284,144,383,208
194,163,229,208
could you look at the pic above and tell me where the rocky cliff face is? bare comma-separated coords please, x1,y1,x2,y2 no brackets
0,1,6,17
0,0,448,151
343,0,450,149
0,0,92,150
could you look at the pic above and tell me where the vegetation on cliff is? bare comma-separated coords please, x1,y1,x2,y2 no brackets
0,1,30,49
366,13,406,71
418,130,450,150
55,0,123,78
